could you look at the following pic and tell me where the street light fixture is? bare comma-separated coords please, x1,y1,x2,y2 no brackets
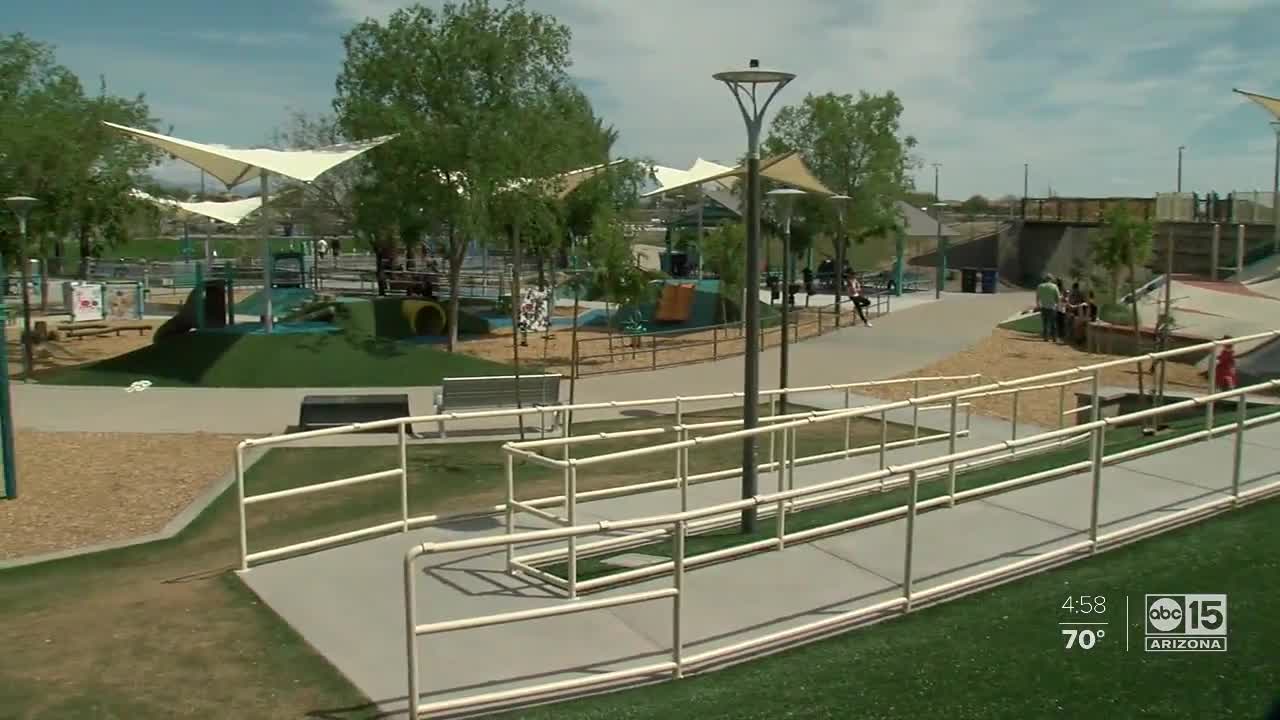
714,58,795,534
1,195,36,500
766,187,806,419
828,194,851,324
931,201,947,299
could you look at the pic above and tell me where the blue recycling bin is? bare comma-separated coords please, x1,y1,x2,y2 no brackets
980,269,998,294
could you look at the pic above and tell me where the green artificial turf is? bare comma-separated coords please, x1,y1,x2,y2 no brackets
502,492,1280,720
544,406,1277,583
32,331,513,388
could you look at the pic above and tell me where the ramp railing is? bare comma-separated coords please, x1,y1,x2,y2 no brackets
405,377,1280,717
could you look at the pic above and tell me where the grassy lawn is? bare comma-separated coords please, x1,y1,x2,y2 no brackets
0,404,901,718
543,406,1272,583
503,493,1280,720
30,331,513,388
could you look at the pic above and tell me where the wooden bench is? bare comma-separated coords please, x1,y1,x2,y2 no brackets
298,394,412,434
432,374,562,438
63,324,152,340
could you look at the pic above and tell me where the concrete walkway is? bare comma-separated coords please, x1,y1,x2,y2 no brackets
11,291,1030,434
237,391,1280,717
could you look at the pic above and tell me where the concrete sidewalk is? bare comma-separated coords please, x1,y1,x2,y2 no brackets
12,291,1030,434
238,400,1280,718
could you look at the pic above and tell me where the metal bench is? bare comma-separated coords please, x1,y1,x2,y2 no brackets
432,374,562,438
299,394,412,434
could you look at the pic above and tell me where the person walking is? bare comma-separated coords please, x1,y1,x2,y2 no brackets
845,270,872,327
1036,274,1061,342
1215,336,1237,390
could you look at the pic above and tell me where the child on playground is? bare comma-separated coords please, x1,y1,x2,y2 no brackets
1215,336,1237,390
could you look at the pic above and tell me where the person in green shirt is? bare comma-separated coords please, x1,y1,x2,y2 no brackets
1036,275,1061,342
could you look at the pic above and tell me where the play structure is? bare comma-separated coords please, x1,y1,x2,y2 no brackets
63,281,144,323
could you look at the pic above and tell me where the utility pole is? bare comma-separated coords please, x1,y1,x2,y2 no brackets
1177,146,1185,193
1022,163,1029,217
1272,123,1279,253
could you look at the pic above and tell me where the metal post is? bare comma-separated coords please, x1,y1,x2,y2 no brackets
775,426,787,550
903,469,919,610
0,257,15,498
742,147,762,534
947,397,958,506
775,422,786,499
1011,390,1020,440
1236,223,1245,275
787,426,797,491
879,408,888,471
505,453,515,571
1273,123,1280,253
843,388,852,457
672,520,686,678
399,422,409,532
679,428,690,512
780,217,791,419
404,552,420,719
1210,223,1221,281
912,380,921,442
235,445,248,571
1089,424,1106,552
1206,343,1218,431
1232,391,1246,504
768,394,777,469
194,261,206,330
567,463,578,599
674,397,684,481
1057,384,1067,429
259,172,274,333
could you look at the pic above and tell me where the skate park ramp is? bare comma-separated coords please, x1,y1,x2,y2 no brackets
1137,277,1280,353
233,287,315,318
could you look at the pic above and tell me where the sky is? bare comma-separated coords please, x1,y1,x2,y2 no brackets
9,0,1280,200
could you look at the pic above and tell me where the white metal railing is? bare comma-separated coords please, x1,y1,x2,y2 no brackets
234,374,980,570
404,378,1280,717
498,330,1280,597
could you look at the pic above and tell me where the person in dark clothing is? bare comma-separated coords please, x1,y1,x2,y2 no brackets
802,267,815,306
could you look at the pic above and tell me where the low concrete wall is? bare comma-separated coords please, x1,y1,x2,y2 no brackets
1085,322,1211,363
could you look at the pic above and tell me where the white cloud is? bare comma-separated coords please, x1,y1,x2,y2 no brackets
319,0,1279,198
189,30,314,47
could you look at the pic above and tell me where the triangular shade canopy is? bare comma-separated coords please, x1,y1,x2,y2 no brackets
447,158,631,200
645,158,736,198
644,152,833,198
1234,88,1280,121
129,189,263,225
105,122,396,188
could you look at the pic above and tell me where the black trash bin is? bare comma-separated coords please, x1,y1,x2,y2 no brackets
960,268,978,293
980,269,999,294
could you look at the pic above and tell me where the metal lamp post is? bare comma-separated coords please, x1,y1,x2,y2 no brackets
714,59,795,534
1,196,36,499
766,188,806,419
931,200,947,299
1272,123,1279,253
829,194,851,325
1177,145,1186,193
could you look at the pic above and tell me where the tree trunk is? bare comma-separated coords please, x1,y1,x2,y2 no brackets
78,225,92,280
568,279,581,434
446,227,465,352
510,225,525,440
374,241,389,297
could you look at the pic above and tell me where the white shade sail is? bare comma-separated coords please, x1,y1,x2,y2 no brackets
129,189,263,225
1234,88,1280,121
643,152,832,198
105,122,397,188
645,158,735,198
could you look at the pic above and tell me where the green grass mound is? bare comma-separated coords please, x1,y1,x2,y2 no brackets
34,331,511,388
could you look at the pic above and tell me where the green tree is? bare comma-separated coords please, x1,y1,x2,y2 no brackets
334,0,582,351
960,194,992,215
1093,205,1155,403
702,222,745,323
763,91,917,292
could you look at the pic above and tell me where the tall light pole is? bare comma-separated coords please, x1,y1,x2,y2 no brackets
829,194,851,324
1272,123,1279,252
767,188,806,418
714,59,795,534
2,196,36,500
932,202,947,299
1177,145,1186,193
1022,162,1029,217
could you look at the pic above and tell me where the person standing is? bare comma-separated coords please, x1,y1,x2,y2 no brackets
1036,275,1061,342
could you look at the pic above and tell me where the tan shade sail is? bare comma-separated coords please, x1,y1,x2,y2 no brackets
643,151,834,198
130,189,263,225
105,122,397,188
1233,88,1280,121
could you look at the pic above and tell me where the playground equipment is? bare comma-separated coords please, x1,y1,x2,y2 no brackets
653,283,697,324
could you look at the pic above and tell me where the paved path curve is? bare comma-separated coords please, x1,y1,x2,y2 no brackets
12,292,1030,434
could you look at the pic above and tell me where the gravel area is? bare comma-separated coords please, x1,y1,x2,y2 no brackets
0,431,243,561
6,318,162,378
860,329,1212,428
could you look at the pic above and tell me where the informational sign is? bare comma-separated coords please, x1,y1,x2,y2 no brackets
69,283,105,322
103,283,144,321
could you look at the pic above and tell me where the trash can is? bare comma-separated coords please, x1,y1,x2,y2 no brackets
980,269,999,294
960,268,978,293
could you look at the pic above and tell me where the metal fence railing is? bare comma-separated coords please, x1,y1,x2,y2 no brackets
405,374,1280,716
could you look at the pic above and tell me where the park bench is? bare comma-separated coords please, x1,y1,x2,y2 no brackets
432,374,562,438
298,394,413,434
63,323,152,340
